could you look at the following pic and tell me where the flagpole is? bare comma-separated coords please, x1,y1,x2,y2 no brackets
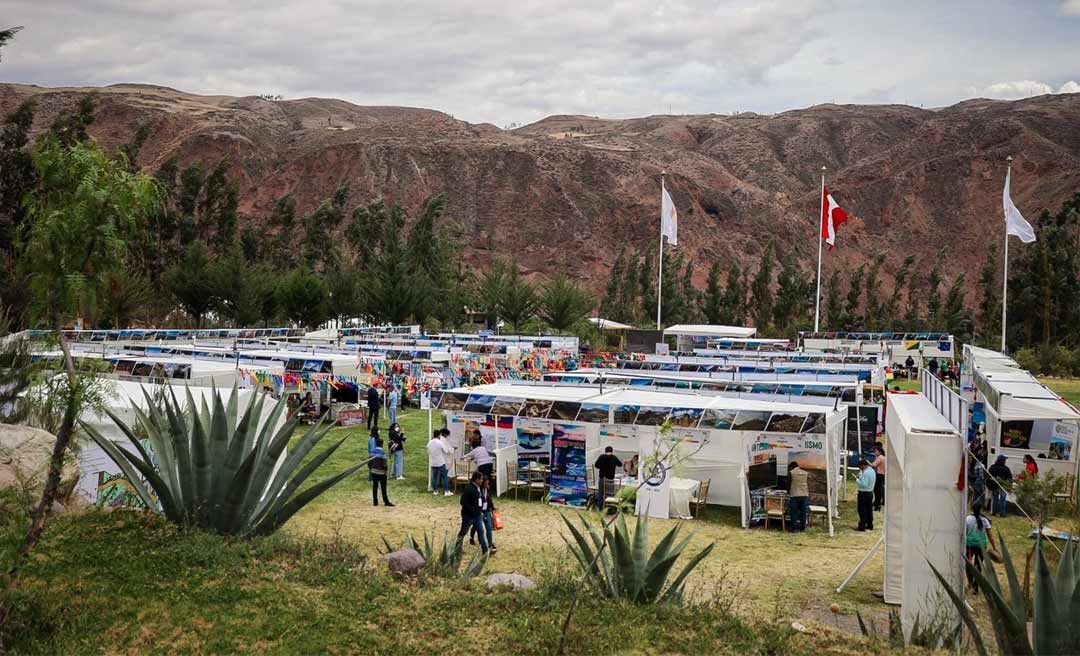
1001,155,1012,353
657,171,665,330
814,166,826,332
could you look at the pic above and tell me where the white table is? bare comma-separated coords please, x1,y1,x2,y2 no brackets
668,477,701,519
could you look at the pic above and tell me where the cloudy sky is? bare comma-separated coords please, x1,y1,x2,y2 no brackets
3,0,1080,126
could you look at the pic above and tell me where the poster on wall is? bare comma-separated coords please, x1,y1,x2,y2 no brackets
1050,421,1077,460
599,424,638,457
515,417,552,470
448,413,486,455
481,415,515,450
549,422,589,508
746,432,828,506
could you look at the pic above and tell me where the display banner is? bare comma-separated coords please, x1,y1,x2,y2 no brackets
515,417,552,469
746,432,828,506
549,422,589,508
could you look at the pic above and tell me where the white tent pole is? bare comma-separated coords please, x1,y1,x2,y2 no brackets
1001,156,1012,353
657,171,666,330
814,166,826,332
836,533,884,593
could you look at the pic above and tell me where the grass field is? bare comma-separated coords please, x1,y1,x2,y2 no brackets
4,387,1076,653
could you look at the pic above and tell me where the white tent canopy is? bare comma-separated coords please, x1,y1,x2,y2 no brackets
586,317,634,331
883,393,963,643
663,324,756,338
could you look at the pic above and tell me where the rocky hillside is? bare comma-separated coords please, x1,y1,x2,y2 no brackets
3,82,1080,292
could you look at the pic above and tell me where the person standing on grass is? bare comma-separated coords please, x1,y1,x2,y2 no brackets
469,476,498,554
988,455,1012,516
872,444,886,512
466,437,494,479
787,461,809,532
1021,454,1039,479
388,422,406,480
368,428,378,454
387,384,400,426
593,447,621,493
427,429,453,496
456,471,488,554
366,384,382,432
855,459,876,532
369,436,394,507
965,504,996,590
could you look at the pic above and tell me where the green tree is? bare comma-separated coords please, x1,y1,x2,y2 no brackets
367,209,417,325
177,163,203,245
862,253,886,330
703,261,722,324
620,254,640,325
347,199,386,268
925,262,943,330
721,262,744,325
10,135,161,622
601,247,627,321
773,255,809,331
277,266,330,328
0,26,23,60
660,248,686,325
639,250,656,326
885,255,916,323
49,94,95,147
942,273,973,342
824,269,844,329
845,264,865,327
324,249,364,326
977,242,1000,344
476,260,508,330
269,192,298,266
540,274,594,333
119,123,151,173
680,260,700,323
200,159,239,245
497,260,539,332
211,243,272,327
303,184,350,267
98,268,153,328
0,100,37,254
164,241,216,328
750,241,775,331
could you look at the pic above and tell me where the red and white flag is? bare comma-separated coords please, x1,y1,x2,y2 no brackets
821,186,849,248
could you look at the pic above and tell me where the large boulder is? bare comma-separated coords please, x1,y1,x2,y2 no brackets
485,572,537,591
382,548,426,576
0,424,79,497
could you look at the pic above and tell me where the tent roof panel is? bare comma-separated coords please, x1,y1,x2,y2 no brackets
662,324,756,338
887,393,958,434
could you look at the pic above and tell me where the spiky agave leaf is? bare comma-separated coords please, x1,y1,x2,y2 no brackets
628,511,650,601
927,560,994,656
659,540,715,603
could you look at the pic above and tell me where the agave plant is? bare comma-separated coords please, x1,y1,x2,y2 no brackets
380,532,487,579
561,512,714,604
80,384,369,537
932,532,1080,656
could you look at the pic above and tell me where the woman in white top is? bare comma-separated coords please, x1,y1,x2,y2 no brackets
466,439,494,479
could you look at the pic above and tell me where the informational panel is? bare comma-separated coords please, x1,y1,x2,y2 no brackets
549,422,589,508
746,432,828,506
493,444,516,497
515,417,552,469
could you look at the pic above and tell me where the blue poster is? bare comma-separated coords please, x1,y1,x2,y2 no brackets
549,422,588,508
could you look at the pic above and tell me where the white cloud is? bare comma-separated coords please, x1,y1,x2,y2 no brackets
982,80,1054,99
1063,0,1080,16
980,79,1080,100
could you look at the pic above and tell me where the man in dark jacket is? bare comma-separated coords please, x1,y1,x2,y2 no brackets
366,385,382,432
988,455,1013,516
593,447,622,494
456,471,488,553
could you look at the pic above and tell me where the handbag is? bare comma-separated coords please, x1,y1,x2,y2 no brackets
492,510,505,531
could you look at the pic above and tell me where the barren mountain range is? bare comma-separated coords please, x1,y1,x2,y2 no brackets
3,82,1080,295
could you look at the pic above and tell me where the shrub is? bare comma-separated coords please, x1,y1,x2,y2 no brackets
379,531,487,579
561,511,714,604
81,384,369,537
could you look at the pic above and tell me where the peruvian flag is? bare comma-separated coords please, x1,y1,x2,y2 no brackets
821,186,849,248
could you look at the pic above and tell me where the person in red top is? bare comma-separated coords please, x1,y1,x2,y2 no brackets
1021,454,1039,479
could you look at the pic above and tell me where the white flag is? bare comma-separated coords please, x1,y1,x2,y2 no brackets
661,181,678,245
1004,169,1036,243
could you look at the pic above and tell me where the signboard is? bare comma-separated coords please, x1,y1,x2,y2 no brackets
549,422,588,508
420,390,431,410
636,458,672,519
515,417,552,470
338,406,366,427
655,343,670,356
